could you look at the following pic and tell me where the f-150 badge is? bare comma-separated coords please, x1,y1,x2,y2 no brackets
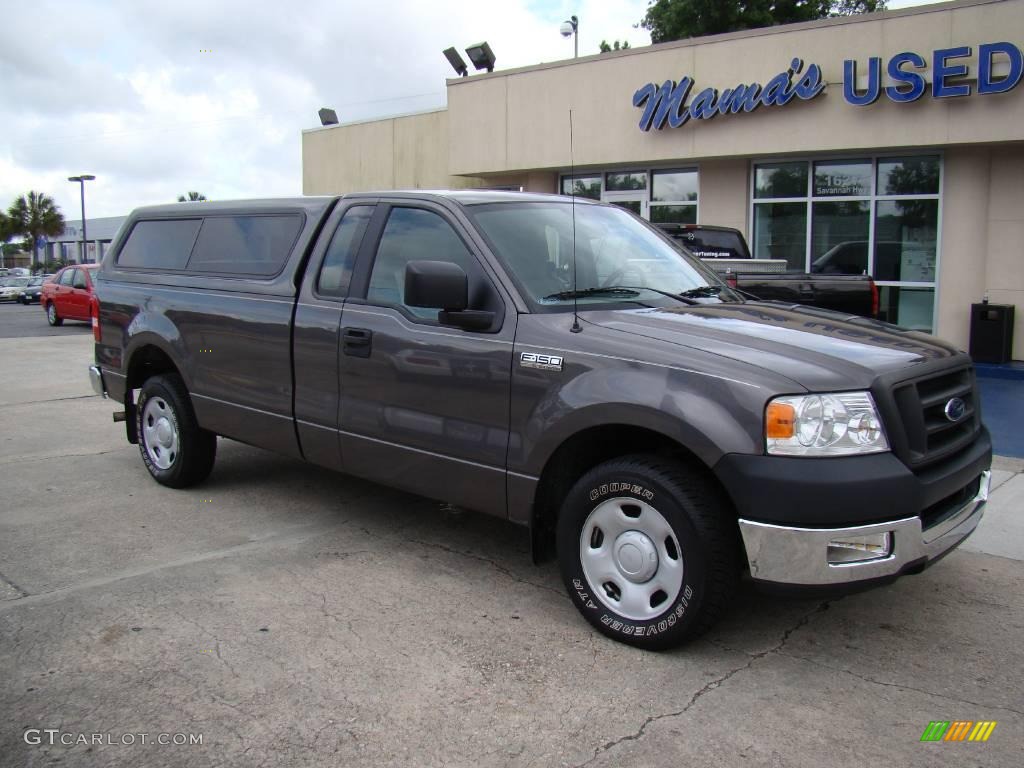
520,352,563,371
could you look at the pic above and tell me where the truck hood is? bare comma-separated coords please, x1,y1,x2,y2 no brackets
584,302,962,392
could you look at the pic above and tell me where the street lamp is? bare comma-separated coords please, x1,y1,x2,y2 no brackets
560,15,579,58
68,175,96,263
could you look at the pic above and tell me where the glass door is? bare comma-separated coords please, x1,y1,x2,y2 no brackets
602,191,648,219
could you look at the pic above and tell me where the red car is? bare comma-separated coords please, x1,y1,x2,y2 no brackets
41,265,100,334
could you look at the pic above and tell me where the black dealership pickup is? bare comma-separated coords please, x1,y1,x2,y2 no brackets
656,223,878,319
89,191,991,649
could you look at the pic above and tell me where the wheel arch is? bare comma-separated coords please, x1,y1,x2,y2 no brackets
529,420,735,564
122,339,188,445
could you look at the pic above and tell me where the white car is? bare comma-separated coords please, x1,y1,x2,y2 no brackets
0,277,31,301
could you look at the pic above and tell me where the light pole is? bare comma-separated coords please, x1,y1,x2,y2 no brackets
560,15,579,58
68,174,96,263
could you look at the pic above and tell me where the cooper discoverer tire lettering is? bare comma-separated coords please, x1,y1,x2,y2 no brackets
556,455,738,650
136,374,216,488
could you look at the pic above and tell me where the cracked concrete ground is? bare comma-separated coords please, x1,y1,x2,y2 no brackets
1,330,1022,768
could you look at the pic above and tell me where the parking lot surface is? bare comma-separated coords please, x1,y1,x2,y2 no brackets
0,302,93,338
1,329,1022,767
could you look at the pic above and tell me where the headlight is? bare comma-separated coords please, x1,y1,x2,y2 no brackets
765,391,888,457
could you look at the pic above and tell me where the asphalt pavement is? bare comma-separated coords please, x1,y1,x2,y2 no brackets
0,301,92,338
1,330,1021,767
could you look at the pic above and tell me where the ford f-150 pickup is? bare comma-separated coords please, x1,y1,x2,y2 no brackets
89,192,991,649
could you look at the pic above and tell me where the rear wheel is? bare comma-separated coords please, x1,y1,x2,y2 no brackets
557,455,738,650
46,302,62,326
136,374,216,488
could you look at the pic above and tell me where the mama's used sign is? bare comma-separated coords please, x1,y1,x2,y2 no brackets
633,42,1023,131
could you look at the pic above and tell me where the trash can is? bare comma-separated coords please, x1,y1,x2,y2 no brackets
969,303,1015,364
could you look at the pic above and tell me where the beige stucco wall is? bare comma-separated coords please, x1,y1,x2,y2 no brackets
981,146,1024,359
934,145,1024,359
302,110,484,194
697,159,749,233
447,0,1024,176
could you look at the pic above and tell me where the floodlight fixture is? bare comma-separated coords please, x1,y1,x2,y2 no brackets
443,47,469,77
318,107,339,126
464,42,496,73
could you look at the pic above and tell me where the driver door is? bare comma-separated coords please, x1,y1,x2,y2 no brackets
337,201,517,519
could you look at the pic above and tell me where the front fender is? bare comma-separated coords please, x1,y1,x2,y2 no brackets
512,363,766,478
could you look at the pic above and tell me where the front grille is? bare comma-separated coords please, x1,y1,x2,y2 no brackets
883,366,981,471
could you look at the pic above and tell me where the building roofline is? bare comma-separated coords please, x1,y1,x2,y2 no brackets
302,106,447,135
446,0,1006,86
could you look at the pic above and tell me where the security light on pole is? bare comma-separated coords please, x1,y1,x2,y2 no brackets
67,174,96,264
560,15,579,58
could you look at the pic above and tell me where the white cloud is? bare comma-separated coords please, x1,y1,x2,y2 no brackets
0,0,651,219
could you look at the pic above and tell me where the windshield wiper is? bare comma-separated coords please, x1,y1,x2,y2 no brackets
543,286,699,306
677,285,724,298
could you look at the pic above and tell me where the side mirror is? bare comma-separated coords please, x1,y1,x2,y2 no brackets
405,260,468,311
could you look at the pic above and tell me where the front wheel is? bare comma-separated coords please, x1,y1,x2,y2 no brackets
557,455,738,650
136,374,216,488
46,302,62,326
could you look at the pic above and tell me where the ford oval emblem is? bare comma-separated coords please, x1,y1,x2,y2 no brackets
944,397,966,422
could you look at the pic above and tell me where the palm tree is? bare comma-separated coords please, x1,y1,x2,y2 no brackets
177,191,207,202
0,212,14,268
7,192,66,267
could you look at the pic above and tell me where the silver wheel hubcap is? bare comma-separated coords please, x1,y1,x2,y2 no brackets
142,397,179,470
48,305,55,322
579,497,684,621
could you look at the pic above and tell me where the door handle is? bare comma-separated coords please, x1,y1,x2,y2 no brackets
342,327,372,358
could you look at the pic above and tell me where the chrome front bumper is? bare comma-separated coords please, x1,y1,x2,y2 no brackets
738,470,990,586
88,365,107,398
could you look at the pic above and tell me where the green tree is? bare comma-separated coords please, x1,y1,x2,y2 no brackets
6,191,66,267
599,39,631,53
640,0,886,44
177,191,208,202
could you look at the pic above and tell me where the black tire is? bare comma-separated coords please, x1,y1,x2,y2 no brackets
46,302,62,326
136,374,216,488
556,455,738,650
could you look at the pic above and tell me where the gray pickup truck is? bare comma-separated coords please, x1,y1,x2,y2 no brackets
89,192,991,649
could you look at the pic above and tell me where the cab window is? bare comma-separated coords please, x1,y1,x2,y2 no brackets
366,208,476,319
59,269,75,287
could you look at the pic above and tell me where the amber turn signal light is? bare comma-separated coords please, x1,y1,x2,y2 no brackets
765,402,795,439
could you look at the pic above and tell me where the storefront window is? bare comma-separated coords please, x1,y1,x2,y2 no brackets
813,160,871,197
650,205,697,224
877,286,935,333
651,170,697,202
561,175,601,199
605,171,648,191
754,162,807,199
753,203,806,269
873,199,938,282
611,200,642,215
810,201,870,274
752,155,941,334
877,156,939,196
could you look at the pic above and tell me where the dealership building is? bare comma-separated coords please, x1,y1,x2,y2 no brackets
302,0,1024,359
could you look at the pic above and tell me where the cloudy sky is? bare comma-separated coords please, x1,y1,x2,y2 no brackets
1,0,937,221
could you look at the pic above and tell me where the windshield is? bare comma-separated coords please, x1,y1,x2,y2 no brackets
468,202,737,310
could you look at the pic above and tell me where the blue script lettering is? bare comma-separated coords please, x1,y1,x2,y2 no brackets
633,58,823,131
